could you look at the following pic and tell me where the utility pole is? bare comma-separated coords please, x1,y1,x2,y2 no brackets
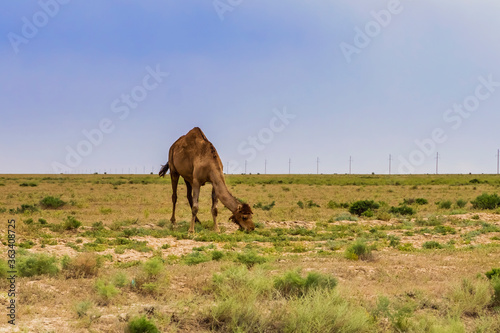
388,154,392,175
349,156,352,175
245,160,247,174
264,159,267,175
435,152,439,174
289,158,291,175
316,157,319,175
497,149,499,175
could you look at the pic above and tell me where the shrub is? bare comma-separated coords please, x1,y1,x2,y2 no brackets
236,250,268,268
273,270,337,298
40,196,66,209
345,240,373,261
450,278,492,317
390,205,415,216
422,241,443,249
349,200,380,216
11,204,38,214
74,300,93,318
456,199,468,208
18,253,59,277
471,193,500,210
95,280,119,305
327,200,338,209
112,272,129,288
415,198,429,205
438,200,452,209
253,201,275,211
20,182,37,187
297,201,304,209
305,200,320,208
283,289,372,333
128,316,160,333
19,240,35,249
62,253,101,278
143,257,164,278
183,251,211,266
211,250,224,261
485,268,500,280
63,216,82,230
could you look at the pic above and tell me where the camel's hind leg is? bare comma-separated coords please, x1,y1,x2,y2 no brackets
186,181,201,224
189,180,200,233
170,173,179,225
211,187,219,233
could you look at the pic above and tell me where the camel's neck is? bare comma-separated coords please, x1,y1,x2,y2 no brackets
210,171,239,213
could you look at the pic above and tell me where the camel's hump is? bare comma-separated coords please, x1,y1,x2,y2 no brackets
187,127,209,142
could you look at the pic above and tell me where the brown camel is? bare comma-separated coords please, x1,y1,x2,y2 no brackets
159,127,254,233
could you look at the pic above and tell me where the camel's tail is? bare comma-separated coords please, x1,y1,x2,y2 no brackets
159,162,169,177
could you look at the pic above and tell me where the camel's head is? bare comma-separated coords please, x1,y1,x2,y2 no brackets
229,203,255,231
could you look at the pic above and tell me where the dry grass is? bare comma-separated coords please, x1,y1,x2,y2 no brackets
1,174,500,332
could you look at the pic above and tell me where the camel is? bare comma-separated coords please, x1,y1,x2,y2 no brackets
159,127,255,233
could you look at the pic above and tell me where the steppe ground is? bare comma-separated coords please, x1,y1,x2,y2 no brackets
1,174,500,332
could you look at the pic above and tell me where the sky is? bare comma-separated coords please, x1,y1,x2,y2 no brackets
1,0,499,175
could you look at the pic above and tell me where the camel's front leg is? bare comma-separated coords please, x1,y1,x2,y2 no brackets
189,182,200,233
211,187,219,233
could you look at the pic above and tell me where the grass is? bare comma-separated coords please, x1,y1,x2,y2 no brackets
2,174,500,331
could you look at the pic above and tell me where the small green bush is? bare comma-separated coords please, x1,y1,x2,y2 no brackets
211,250,224,261
415,198,429,205
491,277,500,307
438,200,452,209
63,216,82,230
471,193,500,210
183,251,211,266
274,270,337,298
349,200,380,216
485,268,500,280
143,257,164,278
11,204,38,214
74,300,93,318
95,280,119,305
20,182,38,187
236,250,268,268
456,199,468,208
18,253,59,277
345,240,373,261
422,241,443,249
390,205,415,216
40,196,66,209
128,316,160,333
112,272,129,288
253,201,275,211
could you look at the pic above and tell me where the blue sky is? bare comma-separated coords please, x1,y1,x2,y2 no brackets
1,1,499,174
